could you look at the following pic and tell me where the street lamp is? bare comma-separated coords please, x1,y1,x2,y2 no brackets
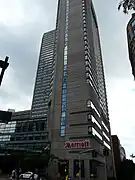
0,56,9,86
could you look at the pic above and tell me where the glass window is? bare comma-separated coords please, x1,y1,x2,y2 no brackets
40,122,45,131
103,132,110,142
23,123,28,132
62,89,66,94
29,136,33,140
91,116,102,129
87,100,91,107
87,114,91,120
63,83,66,88
61,116,66,122
62,96,66,102
35,136,40,140
62,98,66,103
60,130,65,136
88,126,92,134
61,121,65,126
91,102,100,117
62,112,66,117
102,121,109,132
104,141,110,150
92,128,102,140
62,104,66,111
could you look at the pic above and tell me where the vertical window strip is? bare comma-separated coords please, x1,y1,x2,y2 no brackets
60,0,69,137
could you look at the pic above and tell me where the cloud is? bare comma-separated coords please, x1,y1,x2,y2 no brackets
0,0,57,111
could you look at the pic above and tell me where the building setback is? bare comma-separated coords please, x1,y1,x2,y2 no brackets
48,0,116,179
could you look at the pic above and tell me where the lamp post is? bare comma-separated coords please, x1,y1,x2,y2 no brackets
0,56,9,86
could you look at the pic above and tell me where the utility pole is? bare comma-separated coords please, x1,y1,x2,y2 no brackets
0,56,9,86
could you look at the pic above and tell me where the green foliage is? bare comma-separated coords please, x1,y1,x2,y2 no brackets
118,0,135,13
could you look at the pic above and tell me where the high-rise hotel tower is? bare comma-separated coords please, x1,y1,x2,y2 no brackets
0,0,115,179
48,0,115,179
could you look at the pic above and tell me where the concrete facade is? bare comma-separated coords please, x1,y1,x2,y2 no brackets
49,0,116,179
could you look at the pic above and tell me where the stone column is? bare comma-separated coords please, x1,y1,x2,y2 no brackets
69,159,73,178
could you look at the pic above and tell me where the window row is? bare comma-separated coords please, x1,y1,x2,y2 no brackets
88,114,102,130
103,132,110,142
87,100,100,117
32,98,48,104
33,93,44,97
86,70,98,92
10,135,48,141
103,141,110,150
15,121,47,132
32,101,48,107
87,77,99,98
102,121,109,132
86,79,99,99
31,112,47,116
32,107,48,111
88,126,102,141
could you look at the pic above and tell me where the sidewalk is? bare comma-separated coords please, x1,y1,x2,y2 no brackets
0,174,10,180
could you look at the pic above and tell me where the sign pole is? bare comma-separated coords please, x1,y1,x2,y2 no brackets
0,56,9,86
79,153,81,180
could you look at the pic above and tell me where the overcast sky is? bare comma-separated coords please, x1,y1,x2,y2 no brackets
0,0,134,158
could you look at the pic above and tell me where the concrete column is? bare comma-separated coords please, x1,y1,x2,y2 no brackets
48,158,59,180
84,159,90,180
69,159,73,178
97,164,107,180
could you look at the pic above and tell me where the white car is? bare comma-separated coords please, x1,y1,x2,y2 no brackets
19,171,38,180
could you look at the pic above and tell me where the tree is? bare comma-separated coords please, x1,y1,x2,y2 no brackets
118,0,135,13
117,159,135,180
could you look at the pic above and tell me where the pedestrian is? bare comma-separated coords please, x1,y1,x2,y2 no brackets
11,169,16,180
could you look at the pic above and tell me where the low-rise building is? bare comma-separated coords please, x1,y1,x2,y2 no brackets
112,135,126,178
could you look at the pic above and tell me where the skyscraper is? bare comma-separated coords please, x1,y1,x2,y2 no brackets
48,0,115,179
127,13,135,79
31,30,55,118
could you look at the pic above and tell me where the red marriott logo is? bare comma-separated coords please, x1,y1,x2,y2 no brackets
64,140,90,149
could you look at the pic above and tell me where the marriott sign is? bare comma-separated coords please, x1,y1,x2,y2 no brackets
64,139,90,149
